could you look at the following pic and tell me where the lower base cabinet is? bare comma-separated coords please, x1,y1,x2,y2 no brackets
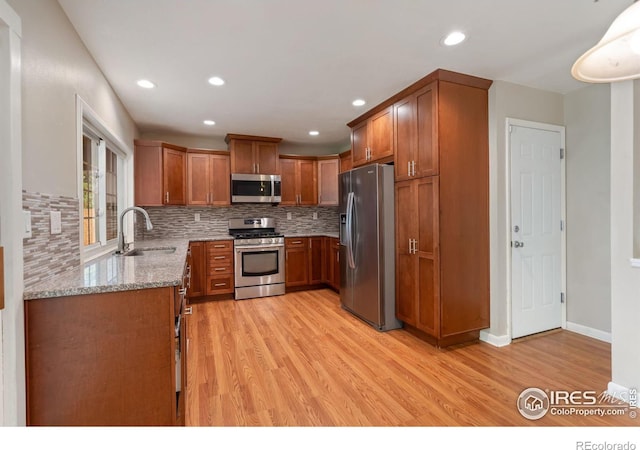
285,236,339,292
187,240,234,299
25,287,186,426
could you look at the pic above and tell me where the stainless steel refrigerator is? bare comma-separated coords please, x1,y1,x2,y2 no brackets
339,164,402,331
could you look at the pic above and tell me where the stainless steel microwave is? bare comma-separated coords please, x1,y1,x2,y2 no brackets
231,174,282,204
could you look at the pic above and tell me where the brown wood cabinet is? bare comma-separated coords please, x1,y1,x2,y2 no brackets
279,156,318,206
391,70,492,347
349,106,393,167
187,241,206,298
225,134,281,174
394,82,438,181
186,150,230,206
134,140,187,206
323,237,340,292
339,150,352,173
285,237,309,287
308,237,324,285
187,240,234,298
205,240,234,295
317,157,339,206
25,286,186,425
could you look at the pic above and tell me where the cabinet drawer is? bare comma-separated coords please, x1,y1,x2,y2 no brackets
207,253,233,268
206,275,234,295
285,237,308,248
206,240,233,252
208,265,233,276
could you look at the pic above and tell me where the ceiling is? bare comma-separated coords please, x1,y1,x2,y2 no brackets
58,0,632,153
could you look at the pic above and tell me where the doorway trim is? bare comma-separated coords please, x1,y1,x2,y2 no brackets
0,0,24,426
505,118,567,340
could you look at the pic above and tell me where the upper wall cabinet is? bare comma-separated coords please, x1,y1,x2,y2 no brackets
348,106,393,167
134,140,187,206
279,156,317,206
339,150,352,173
317,157,339,206
394,82,438,181
186,150,230,206
225,134,281,175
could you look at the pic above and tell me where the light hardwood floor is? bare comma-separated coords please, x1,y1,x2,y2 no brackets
185,289,636,426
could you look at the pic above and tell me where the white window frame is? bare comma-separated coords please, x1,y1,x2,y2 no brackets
76,95,133,263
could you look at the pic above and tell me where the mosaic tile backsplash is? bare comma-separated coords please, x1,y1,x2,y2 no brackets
23,191,80,288
134,204,340,240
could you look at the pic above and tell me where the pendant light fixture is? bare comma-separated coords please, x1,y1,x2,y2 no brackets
572,1,640,83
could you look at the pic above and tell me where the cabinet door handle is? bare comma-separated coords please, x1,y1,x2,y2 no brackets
184,306,193,315
214,268,226,272
165,192,169,203
408,161,412,177
257,163,260,173
291,240,302,244
213,255,226,260
412,161,416,176
214,283,226,287
214,244,225,248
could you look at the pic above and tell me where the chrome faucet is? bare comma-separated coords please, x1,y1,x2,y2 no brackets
116,206,153,254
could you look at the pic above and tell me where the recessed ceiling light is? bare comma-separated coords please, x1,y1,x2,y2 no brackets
203,120,215,126
136,79,156,89
309,130,319,136
208,76,225,86
352,99,366,107
443,31,466,46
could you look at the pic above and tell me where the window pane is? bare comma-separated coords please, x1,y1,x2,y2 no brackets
82,135,100,246
105,148,118,241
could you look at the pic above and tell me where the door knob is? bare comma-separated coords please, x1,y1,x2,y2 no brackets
513,241,525,248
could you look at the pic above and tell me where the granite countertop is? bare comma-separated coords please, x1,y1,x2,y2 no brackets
285,232,339,239
23,232,339,300
23,238,190,300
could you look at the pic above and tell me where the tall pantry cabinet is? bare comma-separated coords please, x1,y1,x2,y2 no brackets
393,70,492,347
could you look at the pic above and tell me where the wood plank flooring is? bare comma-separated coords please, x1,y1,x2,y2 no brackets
185,289,636,426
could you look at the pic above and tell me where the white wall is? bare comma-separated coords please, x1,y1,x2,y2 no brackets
486,81,564,342
564,84,611,336
140,131,349,156
609,81,640,396
2,0,139,424
7,0,138,197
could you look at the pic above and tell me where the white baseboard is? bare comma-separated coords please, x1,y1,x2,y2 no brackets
565,321,611,343
479,330,511,347
607,381,630,404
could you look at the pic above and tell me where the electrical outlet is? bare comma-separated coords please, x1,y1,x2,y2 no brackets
287,212,292,220
313,212,318,220
50,211,62,234
23,210,32,238
195,213,201,222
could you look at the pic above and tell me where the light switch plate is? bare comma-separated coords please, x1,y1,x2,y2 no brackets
313,212,318,220
50,210,62,234
23,210,32,238
287,212,292,220
194,213,201,222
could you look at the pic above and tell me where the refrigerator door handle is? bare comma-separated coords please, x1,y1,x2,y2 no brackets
346,191,356,269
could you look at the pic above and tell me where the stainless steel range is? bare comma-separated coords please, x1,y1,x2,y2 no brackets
229,218,285,300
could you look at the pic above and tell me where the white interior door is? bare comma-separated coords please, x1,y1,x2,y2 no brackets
510,124,563,339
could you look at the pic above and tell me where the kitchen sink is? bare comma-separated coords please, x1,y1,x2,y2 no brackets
121,246,177,256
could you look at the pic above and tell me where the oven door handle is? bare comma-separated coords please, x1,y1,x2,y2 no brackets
235,245,284,252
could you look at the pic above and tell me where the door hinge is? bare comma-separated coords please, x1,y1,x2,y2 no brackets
560,292,565,304
560,220,564,231
560,148,565,159
509,125,513,134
